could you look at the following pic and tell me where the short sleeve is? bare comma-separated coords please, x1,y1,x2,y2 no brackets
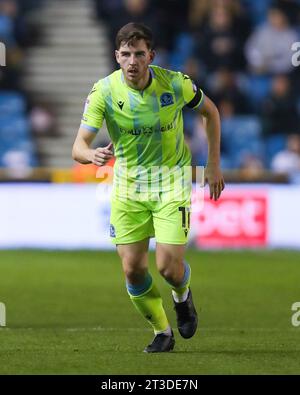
179,72,204,110
80,81,105,133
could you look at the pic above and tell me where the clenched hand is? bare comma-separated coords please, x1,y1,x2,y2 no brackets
91,142,114,166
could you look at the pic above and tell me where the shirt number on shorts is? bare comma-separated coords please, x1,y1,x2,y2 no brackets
178,207,190,229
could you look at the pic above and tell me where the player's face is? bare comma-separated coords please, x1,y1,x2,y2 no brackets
115,40,154,84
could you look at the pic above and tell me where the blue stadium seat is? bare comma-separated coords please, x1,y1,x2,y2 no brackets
0,91,26,117
220,155,233,170
241,0,273,26
238,75,272,111
265,134,287,168
221,116,264,168
174,33,194,59
0,116,37,167
0,14,16,46
170,33,195,70
0,116,30,144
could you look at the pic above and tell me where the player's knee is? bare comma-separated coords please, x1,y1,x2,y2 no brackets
124,266,147,284
158,266,171,280
158,262,183,285
122,256,147,284
122,253,143,269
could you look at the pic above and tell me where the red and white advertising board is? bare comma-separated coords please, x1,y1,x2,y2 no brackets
0,183,299,249
191,189,268,248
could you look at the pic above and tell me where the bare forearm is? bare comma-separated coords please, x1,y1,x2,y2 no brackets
199,96,222,165
201,102,225,201
72,134,113,166
205,109,221,165
72,139,95,164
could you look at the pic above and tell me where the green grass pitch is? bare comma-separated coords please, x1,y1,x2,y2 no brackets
0,249,300,374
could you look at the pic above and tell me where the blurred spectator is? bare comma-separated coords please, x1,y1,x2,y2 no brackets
272,0,300,26
194,5,247,72
120,0,157,34
184,113,208,166
245,6,299,74
206,68,251,114
0,0,45,171
97,0,158,47
95,0,188,54
2,149,32,177
271,133,300,173
0,0,26,89
0,0,17,47
95,0,165,67
0,0,30,47
189,0,251,41
3,0,297,177
180,57,207,89
188,0,211,29
29,105,55,136
153,0,189,51
261,74,299,135
218,98,236,119
93,0,123,21
240,153,265,177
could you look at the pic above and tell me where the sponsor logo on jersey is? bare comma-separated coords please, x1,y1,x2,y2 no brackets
160,92,174,107
160,121,175,132
119,121,176,137
120,126,154,136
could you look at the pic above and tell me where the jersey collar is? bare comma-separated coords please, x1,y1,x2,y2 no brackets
120,67,156,96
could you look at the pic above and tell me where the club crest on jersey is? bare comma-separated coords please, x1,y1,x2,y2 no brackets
160,92,174,107
110,224,116,238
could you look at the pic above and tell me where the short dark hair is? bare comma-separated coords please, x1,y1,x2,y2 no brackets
115,22,154,50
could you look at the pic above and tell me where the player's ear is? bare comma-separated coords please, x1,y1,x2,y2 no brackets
149,49,155,64
115,50,120,65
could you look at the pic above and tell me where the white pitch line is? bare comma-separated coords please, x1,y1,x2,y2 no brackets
0,327,298,332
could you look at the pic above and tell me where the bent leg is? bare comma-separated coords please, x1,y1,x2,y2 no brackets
117,238,149,285
156,242,197,339
117,239,170,334
156,243,191,301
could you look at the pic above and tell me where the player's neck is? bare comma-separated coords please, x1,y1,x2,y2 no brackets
124,69,151,91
